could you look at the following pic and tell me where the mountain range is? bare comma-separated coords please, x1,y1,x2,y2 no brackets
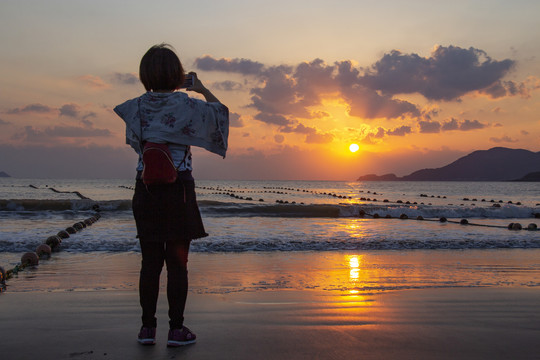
357,147,540,181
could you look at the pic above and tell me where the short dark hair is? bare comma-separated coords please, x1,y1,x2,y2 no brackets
139,44,185,92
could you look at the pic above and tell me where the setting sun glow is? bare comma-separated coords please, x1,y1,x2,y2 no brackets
349,144,360,153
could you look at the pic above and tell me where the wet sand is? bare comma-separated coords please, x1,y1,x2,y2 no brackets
1,250,539,359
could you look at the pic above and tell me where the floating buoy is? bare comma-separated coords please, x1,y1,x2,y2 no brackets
460,219,469,225
416,216,424,220
399,214,408,219
508,223,514,229
36,244,52,258
439,217,447,223
385,214,392,218
373,213,380,218
21,252,39,266
57,230,70,239
84,219,93,226
72,223,84,231
510,223,522,230
65,226,76,234
358,209,366,218
528,223,538,230
534,213,540,219
46,235,62,250
492,204,501,208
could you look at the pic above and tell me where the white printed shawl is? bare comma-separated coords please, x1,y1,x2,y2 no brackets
114,91,229,158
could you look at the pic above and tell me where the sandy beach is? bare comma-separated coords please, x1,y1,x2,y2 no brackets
1,250,539,359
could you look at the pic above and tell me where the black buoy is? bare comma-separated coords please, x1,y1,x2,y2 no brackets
527,223,538,230
36,244,52,259
65,226,77,234
416,216,424,220
46,235,62,250
373,213,380,218
439,217,447,223
399,214,408,219
460,219,469,225
358,209,366,218
21,252,39,266
73,223,84,231
511,223,522,230
57,230,70,239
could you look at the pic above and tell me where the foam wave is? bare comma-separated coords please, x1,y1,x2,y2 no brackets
1,199,539,220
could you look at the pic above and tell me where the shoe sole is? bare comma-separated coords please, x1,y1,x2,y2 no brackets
138,338,156,345
167,339,196,347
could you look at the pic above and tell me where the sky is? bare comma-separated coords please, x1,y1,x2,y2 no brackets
1,0,539,180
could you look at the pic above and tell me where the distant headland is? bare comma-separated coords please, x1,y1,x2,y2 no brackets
357,147,540,181
0,171,11,178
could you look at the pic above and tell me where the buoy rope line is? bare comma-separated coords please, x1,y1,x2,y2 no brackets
0,206,102,293
29,184,90,200
356,209,538,231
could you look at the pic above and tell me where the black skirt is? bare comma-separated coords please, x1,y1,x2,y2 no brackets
132,175,208,243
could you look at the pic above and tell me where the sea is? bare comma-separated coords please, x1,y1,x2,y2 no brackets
1,177,539,255
2,178,540,293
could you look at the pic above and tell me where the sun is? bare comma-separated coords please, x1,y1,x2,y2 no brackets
349,143,360,153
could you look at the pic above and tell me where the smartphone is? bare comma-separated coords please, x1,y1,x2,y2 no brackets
180,74,194,88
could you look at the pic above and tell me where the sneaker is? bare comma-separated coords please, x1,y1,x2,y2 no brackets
137,326,156,345
167,326,197,347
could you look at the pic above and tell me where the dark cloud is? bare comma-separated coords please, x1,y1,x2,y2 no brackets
59,104,80,118
280,123,317,134
112,72,139,85
521,130,529,135
361,45,515,101
198,45,518,126
254,113,292,126
229,112,245,128
0,118,10,125
480,80,529,99
12,125,112,142
459,119,487,131
6,103,56,114
212,80,243,91
490,135,518,143
386,125,412,136
418,120,441,133
194,55,265,75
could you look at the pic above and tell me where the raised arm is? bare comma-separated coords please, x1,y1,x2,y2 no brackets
186,72,221,103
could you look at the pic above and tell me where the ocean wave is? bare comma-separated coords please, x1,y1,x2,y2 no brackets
1,199,539,220
2,236,539,253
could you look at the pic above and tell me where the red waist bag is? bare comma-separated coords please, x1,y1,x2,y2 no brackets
141,142,178,185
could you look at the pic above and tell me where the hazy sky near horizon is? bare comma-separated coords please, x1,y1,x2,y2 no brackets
1,0,539,179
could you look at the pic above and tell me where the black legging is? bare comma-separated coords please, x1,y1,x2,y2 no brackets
139,239,191,329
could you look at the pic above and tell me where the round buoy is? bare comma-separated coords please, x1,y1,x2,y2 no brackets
358,209,366,218
507,223,514,230
460,219,469,225
72,223,84,231
492,203,501,208
439,217,447,223
373,213,380,218
399,214,408,219
84,219,93,226
46,235,62,250
21,252,39,266
65,226,76,234
416,216,424,220
36,244,52,258
385,214,392,218
527,223,538,230
57,230,70,239
534,213,540,219
511,223,522,230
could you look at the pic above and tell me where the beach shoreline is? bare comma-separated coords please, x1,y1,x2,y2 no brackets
1,250,539,359
1,287,539,360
